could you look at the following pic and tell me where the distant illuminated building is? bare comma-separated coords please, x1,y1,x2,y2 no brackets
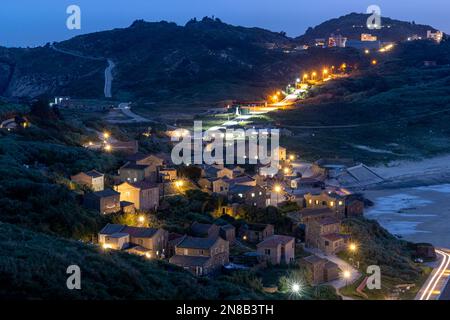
328,34,347,48
407,34,422,41
427,30,443,43
314,38,326,47
361,33,377,41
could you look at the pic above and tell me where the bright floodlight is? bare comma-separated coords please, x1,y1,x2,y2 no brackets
138,215,145,223
274,185,282,193
349,243,357,252
292,283,300,293
343,270,351,279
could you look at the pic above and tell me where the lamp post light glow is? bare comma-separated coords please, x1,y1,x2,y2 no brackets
349,243,357,252
372,59,378,65
292,283,300,293
103,132,110,139
138,215,145,224
175,180,184,188
104,144,112,152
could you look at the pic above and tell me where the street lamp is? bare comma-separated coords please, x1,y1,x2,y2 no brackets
103,132,110,139
138,215,145,224
342,270,351,286
371,59,378,65
311,71,317,80
349,243,357,252
274,184,282,205
104,144,112,152
322,68,329,79
175,180,184,188
292,283,301,294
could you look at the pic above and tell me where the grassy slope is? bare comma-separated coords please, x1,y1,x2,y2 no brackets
273,40,450,164
338,218,430,299
0,222,267,300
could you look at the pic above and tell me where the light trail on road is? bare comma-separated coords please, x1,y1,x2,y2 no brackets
419,249,450,300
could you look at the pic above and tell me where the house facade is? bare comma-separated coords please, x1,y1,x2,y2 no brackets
71,170,105,191
304,191,364,218
239,223,274,242
115,181,160,211
305,217,347,255
98,224,168,259
169,236,229,276
256,235,295,265
83,189,121,214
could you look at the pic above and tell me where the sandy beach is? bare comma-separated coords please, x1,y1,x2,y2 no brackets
363,156,450,248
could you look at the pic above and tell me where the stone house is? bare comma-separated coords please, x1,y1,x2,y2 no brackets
190,222,220,238
71,170,105,192
305,217,348,255
301,255,340,285
304,191,364,218
83,189,121,214
256,235,295,265
169,236,229,276
115,181,160,211
98,223,168,259
239,223,274,242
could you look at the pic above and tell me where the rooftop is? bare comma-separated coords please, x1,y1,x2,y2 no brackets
299,207,335,218
302,254,326,265
257,235,295,248
89,189,120,198
84,170,104,178
177,236,220,250
169,255,211,267
99,223,159,238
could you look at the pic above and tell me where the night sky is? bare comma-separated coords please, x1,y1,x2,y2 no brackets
1,0,448,47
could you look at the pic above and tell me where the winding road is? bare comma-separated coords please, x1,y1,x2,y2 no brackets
416,249,450,300
51,45,114,99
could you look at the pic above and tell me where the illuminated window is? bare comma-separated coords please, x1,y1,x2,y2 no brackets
238,193,243,198
339,201,343,206
330,201,335,206
251,193,255,197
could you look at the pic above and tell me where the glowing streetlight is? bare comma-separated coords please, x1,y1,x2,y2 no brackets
274,185,282,193
364,49,370,54
102,243,112,250
175,180,184,188
283,167,290,175
104,144,112,152
138,215,145,224
311,71,317,80
88,141,93,146
342,270,352,286
145,252,152,259
371,59,378,65
349,243,358,252
289,154,295,161
103,132,110,139
292,283,301,293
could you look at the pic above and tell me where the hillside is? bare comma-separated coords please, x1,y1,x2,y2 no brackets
297,12,438,44
0,222,268,299
273,39,450,163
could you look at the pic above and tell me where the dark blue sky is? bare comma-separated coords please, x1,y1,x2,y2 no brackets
1,0,448,47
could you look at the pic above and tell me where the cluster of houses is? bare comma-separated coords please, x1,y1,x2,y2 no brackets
69,146,367,285
72,153,177,215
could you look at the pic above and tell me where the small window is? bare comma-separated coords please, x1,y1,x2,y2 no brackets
264,249,271,255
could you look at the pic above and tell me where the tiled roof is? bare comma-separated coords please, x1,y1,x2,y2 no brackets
99,223,159,238
321,233,345,242
257,235,294,248
169,255,211,267
177,236,219,249
85,170,104,178
130,180,159,190
90,189,120,198
318,217,341,226
191,222,216,235
120,162,149,170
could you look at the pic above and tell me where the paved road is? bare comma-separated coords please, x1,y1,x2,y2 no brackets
416,249,450,300
104,59,115,98
51,45,114,99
